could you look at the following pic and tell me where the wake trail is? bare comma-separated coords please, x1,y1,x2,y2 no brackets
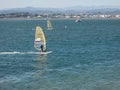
0,51,52,55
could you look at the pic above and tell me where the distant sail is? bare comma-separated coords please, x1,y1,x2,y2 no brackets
34,26,46,51
75,17,82,22
47,20,53,30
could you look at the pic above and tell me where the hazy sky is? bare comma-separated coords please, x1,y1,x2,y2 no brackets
1,0,120,9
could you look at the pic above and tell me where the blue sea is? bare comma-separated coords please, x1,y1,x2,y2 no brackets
0,19,120,90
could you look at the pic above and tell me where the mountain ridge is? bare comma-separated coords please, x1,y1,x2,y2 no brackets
0,6,120,14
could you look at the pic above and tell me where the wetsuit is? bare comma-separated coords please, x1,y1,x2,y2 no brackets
40,45,44,52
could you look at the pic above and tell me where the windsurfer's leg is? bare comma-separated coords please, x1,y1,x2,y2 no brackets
40,45,44,52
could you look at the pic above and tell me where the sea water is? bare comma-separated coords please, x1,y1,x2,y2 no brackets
0,19,120,90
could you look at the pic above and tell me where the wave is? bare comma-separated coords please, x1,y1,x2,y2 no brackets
0,75,21,83
0,51,43,55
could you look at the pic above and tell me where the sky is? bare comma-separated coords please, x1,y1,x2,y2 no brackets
0,0,120,10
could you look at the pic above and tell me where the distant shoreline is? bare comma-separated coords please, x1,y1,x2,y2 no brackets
0,17,119,20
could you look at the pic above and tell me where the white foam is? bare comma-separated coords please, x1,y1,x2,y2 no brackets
0,51,21,55
0,51,52,55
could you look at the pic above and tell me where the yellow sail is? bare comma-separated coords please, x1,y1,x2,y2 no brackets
34,26,46,51
47,20,53,30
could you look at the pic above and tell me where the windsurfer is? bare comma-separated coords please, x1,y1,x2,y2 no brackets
40,41,45,52
40,44,44,52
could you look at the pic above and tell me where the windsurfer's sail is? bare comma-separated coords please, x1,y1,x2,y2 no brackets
34,26,46,51
47,20,53,30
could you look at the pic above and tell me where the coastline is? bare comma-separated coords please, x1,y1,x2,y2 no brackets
0,17,120,21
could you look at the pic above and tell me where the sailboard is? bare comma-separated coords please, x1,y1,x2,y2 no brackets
34,26,46,51
47,19,53,30
39,51,52,54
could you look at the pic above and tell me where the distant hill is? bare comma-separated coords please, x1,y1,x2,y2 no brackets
0,6,120,14
64,5,120,14
0,7,61,14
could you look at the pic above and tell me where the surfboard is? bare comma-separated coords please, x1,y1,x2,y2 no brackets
40,51,52,54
